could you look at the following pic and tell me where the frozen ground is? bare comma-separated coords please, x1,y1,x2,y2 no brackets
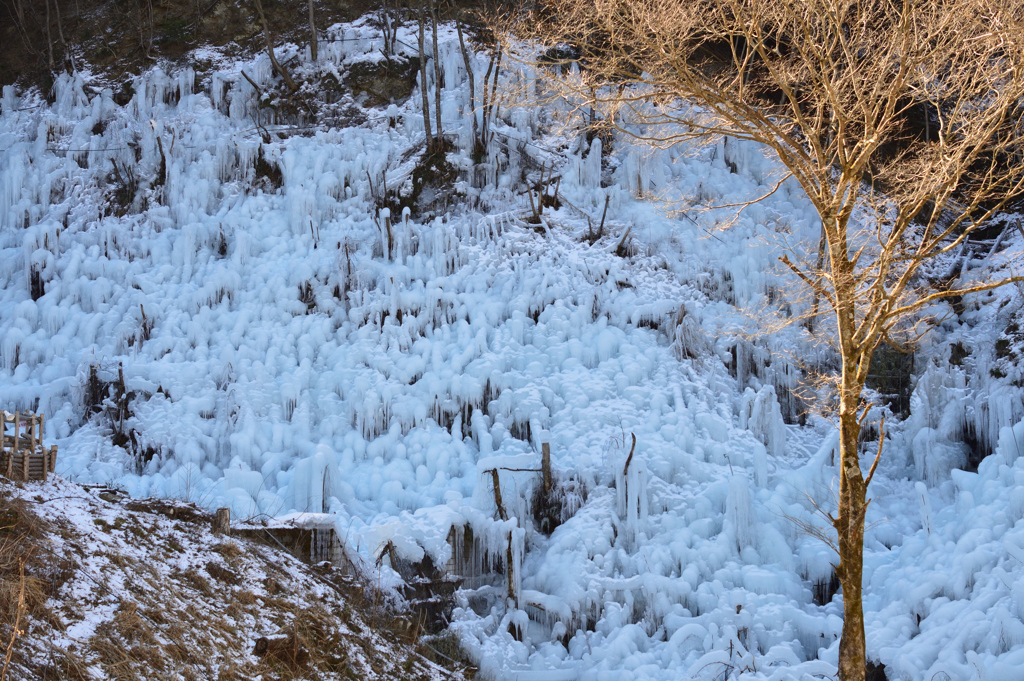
2,476,468,680
3,16,1024,681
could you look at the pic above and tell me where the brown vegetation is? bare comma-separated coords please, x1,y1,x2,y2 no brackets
0,489,73,681
0,479,474,681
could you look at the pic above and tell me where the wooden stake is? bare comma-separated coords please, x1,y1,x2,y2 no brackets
541,442,552,495
506,532,516,602
623,432,636,477
213,507,231,535
489,468,507,521
598,194,610,237
4,414,12,479
12,411,19,474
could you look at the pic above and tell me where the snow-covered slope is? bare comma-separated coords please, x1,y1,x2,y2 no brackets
1,476,470,680
3,17,1024,681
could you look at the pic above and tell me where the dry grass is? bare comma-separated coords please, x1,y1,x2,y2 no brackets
180,568,213,596
0,487,61,681
251,604,355,680
37,647,92,681
1,480,475,681
87,595,225,681
214,540,244,560
235,588,258,606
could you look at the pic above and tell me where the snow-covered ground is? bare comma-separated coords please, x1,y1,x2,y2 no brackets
3,16,1024,681
2,476,467,680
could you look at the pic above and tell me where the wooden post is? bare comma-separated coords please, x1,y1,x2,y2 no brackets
541,441,552,495
506,532,516,602
623,433,636,478
4,413,11,479
50,445,57,473
15,411,28,481
42,446,48,482
213,507,231,535
489,469,507,521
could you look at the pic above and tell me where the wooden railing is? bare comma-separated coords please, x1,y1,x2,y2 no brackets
1,411,57,482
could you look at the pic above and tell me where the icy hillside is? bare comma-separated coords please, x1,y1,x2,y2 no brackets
3,16,1024,681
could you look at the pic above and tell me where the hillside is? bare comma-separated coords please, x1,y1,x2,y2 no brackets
3,5,1024,681
0,476,472,680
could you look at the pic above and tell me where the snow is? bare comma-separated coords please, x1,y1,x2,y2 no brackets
3,17,1024,681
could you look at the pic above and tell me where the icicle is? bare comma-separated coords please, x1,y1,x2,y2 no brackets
997,419,1024,465
740,385,787,459
915,481,933,535
584,138,602,189
616,435,647,551
726,473,755,551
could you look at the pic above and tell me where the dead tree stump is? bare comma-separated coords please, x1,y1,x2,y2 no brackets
213,507,231,535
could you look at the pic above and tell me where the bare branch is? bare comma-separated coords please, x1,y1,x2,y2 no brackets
864,416,885,490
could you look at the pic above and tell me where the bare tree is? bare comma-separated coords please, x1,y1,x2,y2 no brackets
478,42,501,158
133,0,155,61
252,0,298,92
522,1,1024,679
456,9,502,167
417,0,433,151
378,0,401,60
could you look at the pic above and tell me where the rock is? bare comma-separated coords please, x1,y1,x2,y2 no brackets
344,56,420,108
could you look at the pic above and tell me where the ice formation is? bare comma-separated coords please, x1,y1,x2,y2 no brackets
2,17,1024,681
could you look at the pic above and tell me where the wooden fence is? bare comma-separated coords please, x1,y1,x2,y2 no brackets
1,411,57,482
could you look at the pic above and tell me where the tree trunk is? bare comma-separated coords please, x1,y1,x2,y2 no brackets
479,50,497,159
807,225,827,333
490,468,507,520
44,0,55,70
455,15,478,157
417,0,433,152
832,262,871,681
307,0,318,62
430,0,443,151
54,0,71,71
835,406,867,681
486,46,502,141
12,0,25,26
